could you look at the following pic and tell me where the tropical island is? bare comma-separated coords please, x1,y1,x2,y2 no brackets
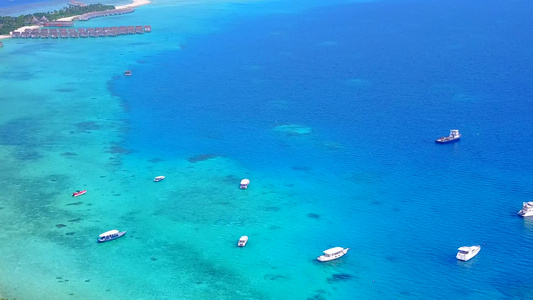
0,3,115,35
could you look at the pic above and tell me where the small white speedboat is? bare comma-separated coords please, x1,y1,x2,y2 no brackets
238,236,248,247
98,229,126,243
240,179,250,189
317,247,349,262
456,245,481,261
154,176,165,182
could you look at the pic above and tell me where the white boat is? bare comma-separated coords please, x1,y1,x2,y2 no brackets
240,179,250,189
518,202,533,217
98,229,126,243
456,245,480,261
154,175,165,182
238,236,248,247
436,129,461,143
317,247,349,262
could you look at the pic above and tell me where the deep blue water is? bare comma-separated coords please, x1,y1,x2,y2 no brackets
113,0,533,298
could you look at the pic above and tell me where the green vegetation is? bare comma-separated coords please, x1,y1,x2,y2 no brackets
0,3,115,35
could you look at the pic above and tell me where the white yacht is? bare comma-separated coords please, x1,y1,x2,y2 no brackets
317,247,349,262
456,245,480,261
518,202,533,217
240,179,250,189
154,176,165,182
238,236,248,247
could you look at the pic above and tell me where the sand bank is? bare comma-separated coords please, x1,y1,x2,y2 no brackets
116,0,152,10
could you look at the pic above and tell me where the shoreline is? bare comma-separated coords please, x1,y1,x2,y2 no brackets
0,0,151,39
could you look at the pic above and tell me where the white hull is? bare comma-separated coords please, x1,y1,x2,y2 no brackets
456,246,480,261
518,202,533,217
238,236,248,247
519,210,533,217
317,248,349,262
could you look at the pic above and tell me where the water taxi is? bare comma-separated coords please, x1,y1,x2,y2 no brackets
240,179,250,189
456,245,480,261
317,247,349,262
238,236,248,247
72,190,87,197
518,202,533,217
98,229,126,243
436,129,461,143
154,176,165,182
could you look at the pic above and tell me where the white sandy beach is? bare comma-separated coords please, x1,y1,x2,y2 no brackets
0,0,152,38
116,0,152,10
0,25,40,39
56,0,151,21
57,0,151,21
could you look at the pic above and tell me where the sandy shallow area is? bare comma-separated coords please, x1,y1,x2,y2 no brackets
116,0,152,9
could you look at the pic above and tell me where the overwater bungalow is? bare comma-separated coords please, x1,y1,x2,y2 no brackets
12,25,150,40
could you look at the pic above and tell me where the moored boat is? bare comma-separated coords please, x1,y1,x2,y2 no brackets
456,245,480,261
436,129,461,143
238,236,248,247
240,179,250,189
317,247,349,262
98,229,126,243
518,201,533,217
72,190,87,197
154,175,165,182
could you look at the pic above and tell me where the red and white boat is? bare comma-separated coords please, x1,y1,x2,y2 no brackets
72,190,87,197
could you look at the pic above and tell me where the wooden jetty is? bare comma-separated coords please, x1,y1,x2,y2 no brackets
11,25,151,39
78,8,135,21
43,21,74,27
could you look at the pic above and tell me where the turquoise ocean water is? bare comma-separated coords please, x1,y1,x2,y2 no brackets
1,0,533,299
